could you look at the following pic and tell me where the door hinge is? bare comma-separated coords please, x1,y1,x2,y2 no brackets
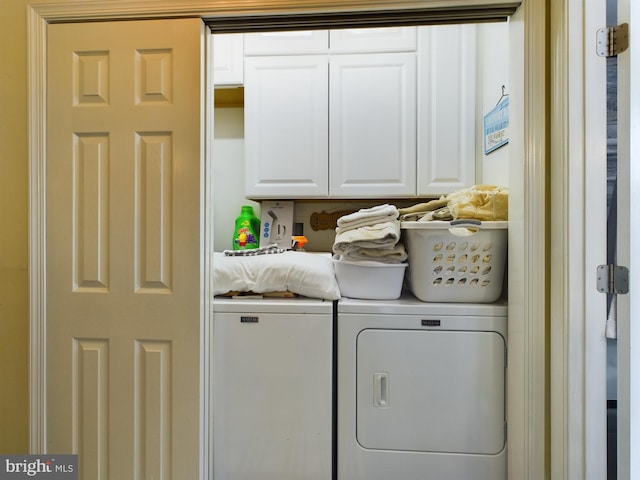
596,264,629,294
596,23,629,57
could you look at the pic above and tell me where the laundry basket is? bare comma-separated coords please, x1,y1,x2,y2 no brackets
333,256,407,300
401,220,507,303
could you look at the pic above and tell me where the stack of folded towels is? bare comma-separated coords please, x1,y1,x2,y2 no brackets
332,204,407,264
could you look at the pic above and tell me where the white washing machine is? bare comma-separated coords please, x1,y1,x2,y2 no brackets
213,297,334,480
337,294,507,480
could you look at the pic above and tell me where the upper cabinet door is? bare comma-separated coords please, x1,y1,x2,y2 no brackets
329,27,417,53
244,55,329,198
329,52,417,197
244,30,329,55
213,33,244,86
417,24,477,195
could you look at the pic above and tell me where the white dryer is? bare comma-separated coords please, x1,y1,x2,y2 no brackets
337,294,507,480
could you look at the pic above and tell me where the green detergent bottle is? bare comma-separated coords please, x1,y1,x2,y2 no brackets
232,205,260,250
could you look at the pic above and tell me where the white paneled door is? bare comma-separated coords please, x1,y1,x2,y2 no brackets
46,19,203,479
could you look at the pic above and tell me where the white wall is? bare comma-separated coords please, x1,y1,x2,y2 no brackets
212,107,259,251
212,23,511,252
477,21,511,186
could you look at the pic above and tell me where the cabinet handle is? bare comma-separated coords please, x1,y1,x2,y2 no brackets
373,372,389,407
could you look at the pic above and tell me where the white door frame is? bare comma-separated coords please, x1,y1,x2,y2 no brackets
549,0,611,477
27,1,547,479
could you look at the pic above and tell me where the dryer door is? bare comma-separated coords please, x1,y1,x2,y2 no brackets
356,329,505,455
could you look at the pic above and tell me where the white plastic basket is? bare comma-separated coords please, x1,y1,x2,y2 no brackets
401,220,507,303
332,256,407,300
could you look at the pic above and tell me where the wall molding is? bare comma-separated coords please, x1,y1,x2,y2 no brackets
519,0,548,477
27,4,48,455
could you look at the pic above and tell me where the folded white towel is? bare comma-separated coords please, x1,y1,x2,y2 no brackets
337,243,408,264
333,220,401,253
336,204,399,232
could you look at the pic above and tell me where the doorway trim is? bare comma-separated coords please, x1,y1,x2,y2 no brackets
28,2,546,479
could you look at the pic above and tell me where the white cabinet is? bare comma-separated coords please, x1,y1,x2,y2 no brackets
244,26,477,199
213,33,244,86
245,27,417,199
329,26,417,52
244,30,329,54
244,55,329,197
417,24,477,195
244,27,416,55
329,53,416,197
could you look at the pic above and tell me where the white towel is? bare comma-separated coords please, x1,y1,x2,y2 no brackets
606,298,617,339
333,220,401,252
337,243,408,263
336,204,399,232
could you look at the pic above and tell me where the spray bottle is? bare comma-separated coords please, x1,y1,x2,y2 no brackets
291,222,308,251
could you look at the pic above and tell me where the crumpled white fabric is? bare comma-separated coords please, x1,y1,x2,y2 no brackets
606,298,617,339
213,251,341,300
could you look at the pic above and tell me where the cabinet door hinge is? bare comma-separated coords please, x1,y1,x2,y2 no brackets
596,264,629,294
596,23,629,57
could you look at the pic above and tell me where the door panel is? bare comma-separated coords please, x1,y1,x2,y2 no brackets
213,311,332,479
416,24,477,195
356,329,505,454
244,55,329,197
46,18,203,479
329,52,416,196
